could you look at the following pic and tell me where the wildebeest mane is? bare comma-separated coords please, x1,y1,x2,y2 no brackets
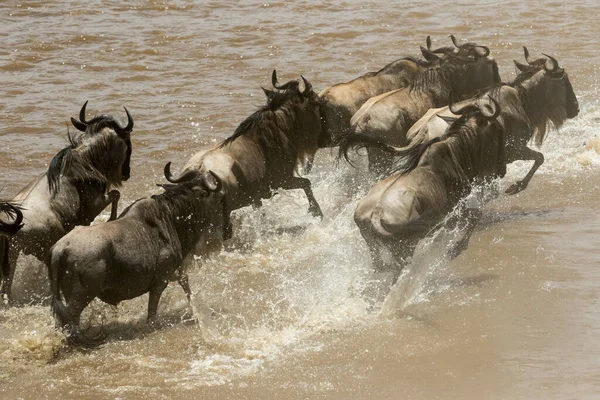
408,53,472,95
219,85,316,166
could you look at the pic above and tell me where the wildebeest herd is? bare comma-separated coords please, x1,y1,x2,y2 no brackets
0,35,579,347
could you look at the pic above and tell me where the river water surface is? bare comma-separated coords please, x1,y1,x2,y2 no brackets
1,1,599,399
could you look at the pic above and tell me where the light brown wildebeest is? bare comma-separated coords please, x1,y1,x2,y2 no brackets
48,164,225,347
340,95,506,282
339,38,501,175
339,48,579,194
305,36,466,172
0,102,133,303
177,70,324,240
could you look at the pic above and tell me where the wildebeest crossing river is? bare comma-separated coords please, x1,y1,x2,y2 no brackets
1,0,600,398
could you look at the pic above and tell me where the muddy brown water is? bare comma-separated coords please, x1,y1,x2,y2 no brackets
1,0,600,399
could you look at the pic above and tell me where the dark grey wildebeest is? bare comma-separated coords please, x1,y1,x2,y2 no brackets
179,70,324,239
48,164,225,347
0,102,133,302
341,48,579,194
340,96,506,282
339,38,501,174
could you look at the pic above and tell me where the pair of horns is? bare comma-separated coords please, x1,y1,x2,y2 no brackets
449,34,490,57
71,101,134,135
163,162,222,192
271,70,313,95
515,47,563,74
449,96,501,120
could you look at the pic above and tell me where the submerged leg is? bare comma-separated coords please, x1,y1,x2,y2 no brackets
505,147,544,195
147,280,169,327
280,177,323,219
448,208,483,260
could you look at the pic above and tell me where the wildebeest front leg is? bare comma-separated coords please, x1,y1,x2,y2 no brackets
106,190,120,220
505,147,544,195
280,177,323,219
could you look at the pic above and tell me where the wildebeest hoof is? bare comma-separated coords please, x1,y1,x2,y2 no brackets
309,206,324,220
223,222,233,241
505,181,526,195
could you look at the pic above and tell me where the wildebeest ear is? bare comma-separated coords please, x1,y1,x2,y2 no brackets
437,115,458,125
513,60,531,72
420,46,440,63
262,87,277,100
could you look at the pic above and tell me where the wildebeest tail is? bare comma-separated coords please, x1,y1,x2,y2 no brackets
335,132,404,167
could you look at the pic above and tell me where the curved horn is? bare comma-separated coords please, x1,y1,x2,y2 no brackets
542,53,562,74
202,170,221,192
474,46,490,57
163,162,198,184
70,117,87,132
271,69,299,91
119,106,134,133
71,100,89,132
449,34,460,48
79,100,88,124
300,75,313,95
426,35,432,50
523,46,533,65
481,96,501,120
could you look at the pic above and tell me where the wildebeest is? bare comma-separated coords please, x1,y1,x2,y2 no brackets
179,70,324,239
317,36,451,148
343,48,579,194
341,96,505,282
48,164,225,346
340,38,501,174
303,36,457,173
0,102,133,302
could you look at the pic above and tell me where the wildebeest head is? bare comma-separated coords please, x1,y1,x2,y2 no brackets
162,162,224,198
444,35,501,99
161,162,226,237
70,101,134,182
0,202,23,238
512,51,579,145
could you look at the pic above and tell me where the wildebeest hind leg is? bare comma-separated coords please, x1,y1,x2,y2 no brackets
147,280,169,327
65,285,101,347
280,177,323,219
